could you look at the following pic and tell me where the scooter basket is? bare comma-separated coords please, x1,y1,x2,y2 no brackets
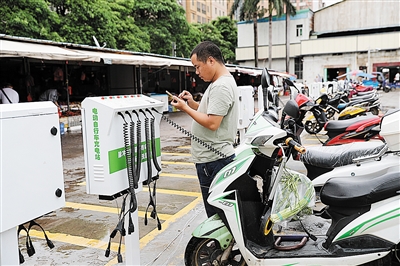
270,169,315,224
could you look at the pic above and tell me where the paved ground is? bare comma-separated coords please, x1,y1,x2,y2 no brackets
20,89,399,266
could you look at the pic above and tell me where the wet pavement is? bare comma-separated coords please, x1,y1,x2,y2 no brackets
20,89,399,265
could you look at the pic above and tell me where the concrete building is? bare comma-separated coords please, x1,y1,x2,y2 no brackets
178,0,229,24
235,0,400,85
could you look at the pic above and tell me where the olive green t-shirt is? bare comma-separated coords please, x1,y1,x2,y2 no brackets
191,74,239,163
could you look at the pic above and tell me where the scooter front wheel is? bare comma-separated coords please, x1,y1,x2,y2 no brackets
184,236,246,266
304,120,323,134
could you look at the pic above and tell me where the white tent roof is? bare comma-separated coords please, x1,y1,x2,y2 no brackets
0,38,194,67
74,49,176,66
0,39,101,62
0,38,261,75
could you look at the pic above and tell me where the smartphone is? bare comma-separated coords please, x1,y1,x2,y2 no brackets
165,90,173,97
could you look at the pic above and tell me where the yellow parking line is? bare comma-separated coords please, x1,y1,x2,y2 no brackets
27,197,203,266
156,188,201,197
178,145,191,149
139,197,202,249
162,161,194,165
162,152,191,156
78,173,197,187
159,173,197,179
28,229,125,253
65,202,172,220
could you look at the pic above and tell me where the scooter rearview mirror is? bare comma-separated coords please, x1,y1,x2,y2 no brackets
261,68,271,112
261,68,270,88
283,99,300,119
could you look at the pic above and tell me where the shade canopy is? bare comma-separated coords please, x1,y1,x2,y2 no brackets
0,39,101,62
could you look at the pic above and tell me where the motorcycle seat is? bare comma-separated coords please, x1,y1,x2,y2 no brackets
355,90,375,95
300,141,385,168
320,171,400,207
325,115,379,132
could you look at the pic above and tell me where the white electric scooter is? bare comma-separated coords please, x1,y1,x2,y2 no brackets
184,69,400,266
252,69,400,194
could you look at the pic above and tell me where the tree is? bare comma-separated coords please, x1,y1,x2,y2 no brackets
132,0,190,57
0,0,62,41
266,0,283,69
230,0,265,67
55,0,119,48
179,24,202,58
107,0,150,52
211,16,237,64
193,23,224,46
265,0,295,70
49,0,150,51
284,0,296,72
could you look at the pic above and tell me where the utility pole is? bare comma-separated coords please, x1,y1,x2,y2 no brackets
172,42,176,57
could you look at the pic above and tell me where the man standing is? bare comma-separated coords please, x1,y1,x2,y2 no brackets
170,41,239,217
394,71,400,84
0,83,19,104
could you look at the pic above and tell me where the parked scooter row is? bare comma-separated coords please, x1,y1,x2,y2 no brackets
322,114,383,145
286,79,381,134
184,68,400,266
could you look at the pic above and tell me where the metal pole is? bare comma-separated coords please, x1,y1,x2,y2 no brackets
367,47,371,74
65,62,70,111
139,65,143,94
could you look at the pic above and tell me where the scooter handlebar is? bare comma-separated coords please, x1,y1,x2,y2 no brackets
285,137,306,154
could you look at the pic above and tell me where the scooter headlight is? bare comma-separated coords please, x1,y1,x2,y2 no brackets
251,135,273,146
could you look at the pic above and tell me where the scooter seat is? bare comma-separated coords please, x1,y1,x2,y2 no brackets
350,91,376,101
320,171,400,207
324,115,376,132
300,141,385,168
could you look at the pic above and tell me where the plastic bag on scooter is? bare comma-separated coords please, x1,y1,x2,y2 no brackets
270,169,315,224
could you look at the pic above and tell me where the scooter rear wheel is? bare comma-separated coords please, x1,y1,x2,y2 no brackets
370,107,379,116
184,236,246,266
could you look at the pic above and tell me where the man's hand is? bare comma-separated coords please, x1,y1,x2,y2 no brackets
178,90,193,102
171,90,199,111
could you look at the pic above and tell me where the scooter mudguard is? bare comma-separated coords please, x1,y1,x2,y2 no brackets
339,106,365,119
192,214,233,250
305,113,315,121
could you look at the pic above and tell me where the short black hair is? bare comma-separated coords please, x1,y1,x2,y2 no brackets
190,41,225,64
2,82,12,88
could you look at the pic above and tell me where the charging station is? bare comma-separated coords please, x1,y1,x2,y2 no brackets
81,94,164,265
0,102,65,265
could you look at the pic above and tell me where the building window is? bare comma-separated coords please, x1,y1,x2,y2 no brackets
197,2,200,12
192,0,194,6
197,15,201,23
215,7,217,14
295,57,303,80
296,24,303,37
